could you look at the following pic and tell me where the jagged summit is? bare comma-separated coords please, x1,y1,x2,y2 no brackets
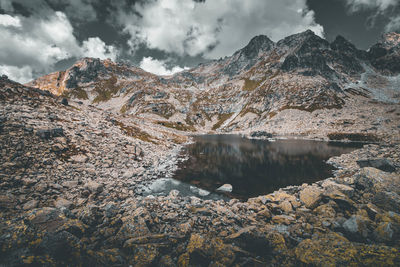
237,34,275,58
277,29,328,49
330,35,357,53
367,32,400,74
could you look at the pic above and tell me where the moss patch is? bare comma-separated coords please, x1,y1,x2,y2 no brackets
120,104,128,114
239,106,263,118
242,78,263,91
156,121,196,132
114,120,156,143
212,113,234,130
61,87,88,100
93,76,121,103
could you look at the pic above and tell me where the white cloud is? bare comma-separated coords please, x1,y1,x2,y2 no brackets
0,12,81,80
345,0,400,32
82,37,118,61
385,16,400,31
345,0,397,12
139,57,187,76
0,14,21,27
117,0,324,59
0,11,119,83
0,65,33,83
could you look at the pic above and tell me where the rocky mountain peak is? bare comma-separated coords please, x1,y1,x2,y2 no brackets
368,32,400,74
239,34,275,58
277,29,327,50
330,35,357,53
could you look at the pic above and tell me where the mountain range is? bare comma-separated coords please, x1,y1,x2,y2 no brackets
26,30,400,140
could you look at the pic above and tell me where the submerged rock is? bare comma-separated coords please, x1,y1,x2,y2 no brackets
217,184,233,192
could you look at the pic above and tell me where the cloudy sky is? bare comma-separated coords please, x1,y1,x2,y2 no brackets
0,0,399,83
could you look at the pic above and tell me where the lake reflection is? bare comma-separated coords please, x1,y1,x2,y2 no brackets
172,135,362,200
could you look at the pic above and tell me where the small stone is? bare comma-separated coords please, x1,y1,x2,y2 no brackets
61,98,68,105
54,198,73,209
190,196,201,206
52,143,65,152
216,184,233,192
272,215,296,225
198,188,210,196
104,203,118,218
23,199,39,210
122,169,135,178
168,189,179,198
0,194,16,209
85,181,103,193
278,200,293,213
70,154,88,163
62,180,79,188
321,180,354,197
22,178,36,186
256,208,272,220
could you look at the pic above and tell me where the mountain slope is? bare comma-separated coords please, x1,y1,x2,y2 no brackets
27,31,400,139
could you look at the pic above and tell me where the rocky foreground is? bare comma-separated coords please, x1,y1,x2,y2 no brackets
1,76,400,266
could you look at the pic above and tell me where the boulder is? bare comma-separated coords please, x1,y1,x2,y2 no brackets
357,158,396,173
70,154,88,163
0,194,16,209
36,128,64,139
61,98,68,106
104,203,119,218
85,181,103,193
321,180,354,197
373,222,396,243
54,198,73,209
342,215,370,239
372,191,400,213
23,199,39,210
278,200,293,213
299,186,323,209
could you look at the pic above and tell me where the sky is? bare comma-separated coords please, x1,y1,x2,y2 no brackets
0,0,399,83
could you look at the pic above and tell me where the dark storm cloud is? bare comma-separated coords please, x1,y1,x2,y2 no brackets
0,0,398,82
307,0,400,49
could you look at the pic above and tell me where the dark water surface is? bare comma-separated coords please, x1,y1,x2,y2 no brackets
172,135,362,200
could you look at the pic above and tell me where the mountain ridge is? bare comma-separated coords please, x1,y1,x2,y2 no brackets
25,30,400,137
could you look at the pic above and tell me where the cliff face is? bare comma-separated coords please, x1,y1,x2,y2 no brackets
26,31,400,134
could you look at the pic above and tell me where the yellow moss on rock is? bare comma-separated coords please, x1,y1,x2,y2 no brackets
295,232,400,266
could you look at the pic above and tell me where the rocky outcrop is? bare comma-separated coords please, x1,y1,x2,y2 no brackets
368,32,400,74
